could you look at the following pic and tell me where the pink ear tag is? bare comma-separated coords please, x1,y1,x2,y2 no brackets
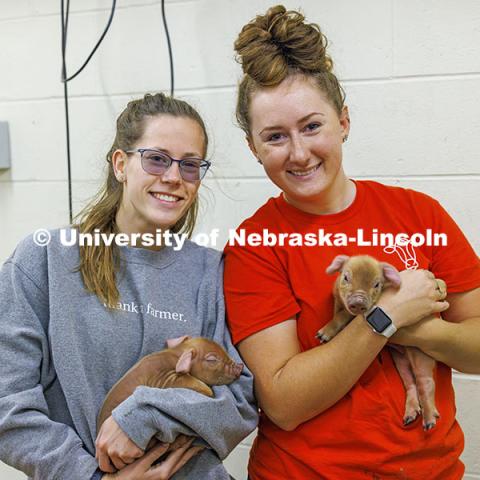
176,349,194,374
166,335,190,349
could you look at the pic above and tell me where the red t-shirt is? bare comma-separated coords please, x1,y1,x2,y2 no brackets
224,180,480,480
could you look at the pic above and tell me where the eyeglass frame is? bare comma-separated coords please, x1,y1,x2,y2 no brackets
124,148,211,182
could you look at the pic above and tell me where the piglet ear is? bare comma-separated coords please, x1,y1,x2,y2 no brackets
326,255,350,275
382,262,401,288
166,335,190,349
176,348,195,374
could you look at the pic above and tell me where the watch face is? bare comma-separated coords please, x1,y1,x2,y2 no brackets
367,308,392,332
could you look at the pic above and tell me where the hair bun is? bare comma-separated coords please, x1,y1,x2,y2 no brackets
234,5,333,86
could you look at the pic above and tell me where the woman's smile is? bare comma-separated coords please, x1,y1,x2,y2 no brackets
148,191,185,208
287,162,322,179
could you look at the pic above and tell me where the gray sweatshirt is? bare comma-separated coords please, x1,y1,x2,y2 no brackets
0,229,258,480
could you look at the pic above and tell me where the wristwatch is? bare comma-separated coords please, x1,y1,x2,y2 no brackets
365,306,397,338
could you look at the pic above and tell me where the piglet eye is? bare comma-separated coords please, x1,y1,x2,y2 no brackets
343,274,349,282
374,281,381,289
205,354,218,362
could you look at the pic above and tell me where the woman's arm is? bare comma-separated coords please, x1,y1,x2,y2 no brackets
98,258,258,465
389,287,480,374
109,316,258,457
237,269,448,431
238,316,385,431
0,257,100,480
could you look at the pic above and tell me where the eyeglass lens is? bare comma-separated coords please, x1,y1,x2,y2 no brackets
141,150,206,181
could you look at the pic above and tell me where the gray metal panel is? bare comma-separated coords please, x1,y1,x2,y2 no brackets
0,121,10,169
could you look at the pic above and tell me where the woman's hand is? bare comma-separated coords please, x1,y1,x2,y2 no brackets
95,416,146,472
378,269,449,329
101,438,205,479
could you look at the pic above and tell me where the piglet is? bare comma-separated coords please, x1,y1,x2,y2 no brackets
316,254,444,430
97,336,243,433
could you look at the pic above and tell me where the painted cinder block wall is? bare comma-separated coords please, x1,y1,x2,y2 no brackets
0,1,479,478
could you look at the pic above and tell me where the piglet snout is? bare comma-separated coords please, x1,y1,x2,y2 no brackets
230,362,244,378
347,294,369,315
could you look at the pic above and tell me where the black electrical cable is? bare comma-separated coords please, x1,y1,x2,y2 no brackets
62,0,70,48
61,0,73,223
60,0,172,222
161,0,175,96
60,0,117,223
65,0,117,83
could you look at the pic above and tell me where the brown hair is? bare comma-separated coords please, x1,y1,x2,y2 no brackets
234,5,346,135
74,93,208,307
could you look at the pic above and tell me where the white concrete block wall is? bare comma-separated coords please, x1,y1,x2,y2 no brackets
0,0,478,478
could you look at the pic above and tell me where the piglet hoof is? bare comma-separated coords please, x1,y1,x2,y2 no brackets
315,331,331,343
423,414,440,431
423,410,440,431
423,421,436,431
403,414,418,426
403,402,421,426
422,406,440,431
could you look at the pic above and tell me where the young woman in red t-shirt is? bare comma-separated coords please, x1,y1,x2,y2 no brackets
224,5,480,479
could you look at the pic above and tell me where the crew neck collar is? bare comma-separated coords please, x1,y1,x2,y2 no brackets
276,179,365,225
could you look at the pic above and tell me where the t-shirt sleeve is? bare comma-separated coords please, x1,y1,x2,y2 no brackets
428,199,480,293
224,226,301,345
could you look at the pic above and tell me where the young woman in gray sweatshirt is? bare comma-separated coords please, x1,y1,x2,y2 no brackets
0,93,258,480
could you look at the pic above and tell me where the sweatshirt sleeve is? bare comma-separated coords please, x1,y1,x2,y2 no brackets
90,468,104,480
112,258,258,460
0,259,99,480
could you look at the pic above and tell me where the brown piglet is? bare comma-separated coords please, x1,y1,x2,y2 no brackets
97,336,244,433
316,254,445,430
